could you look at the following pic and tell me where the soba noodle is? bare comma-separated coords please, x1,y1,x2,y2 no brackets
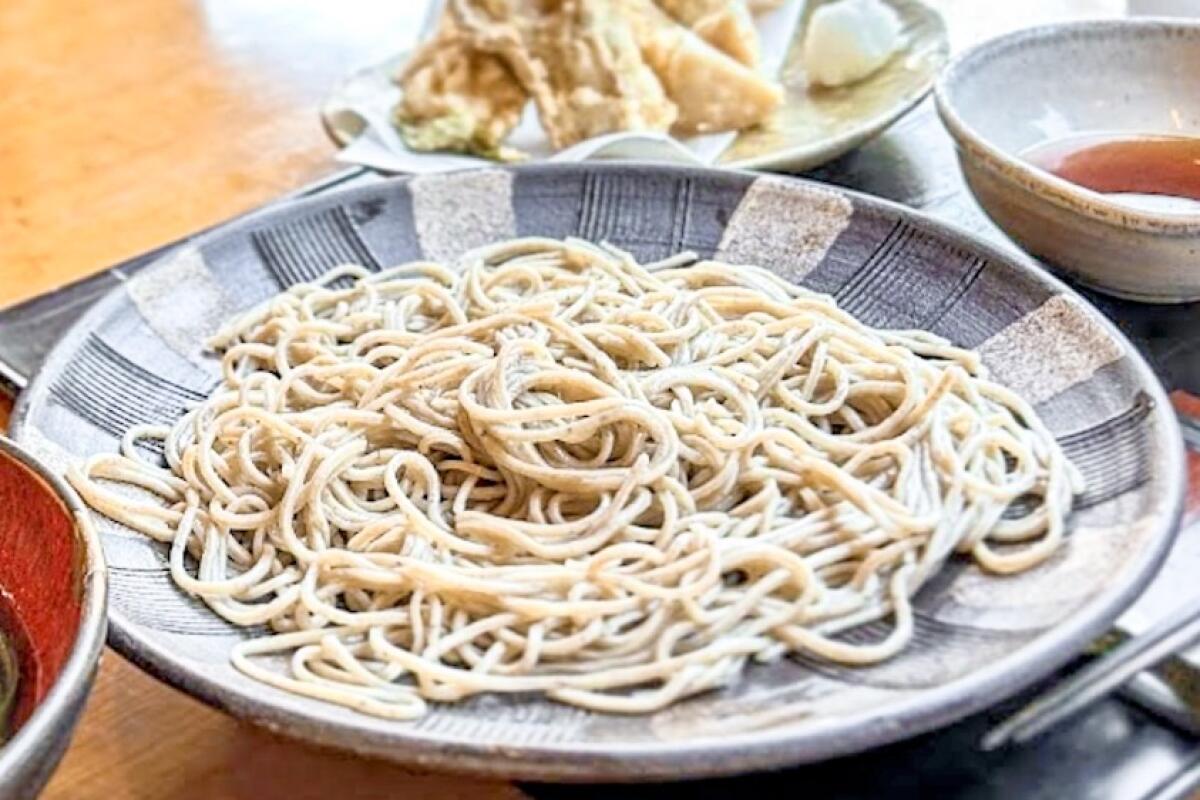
69,237,1080,718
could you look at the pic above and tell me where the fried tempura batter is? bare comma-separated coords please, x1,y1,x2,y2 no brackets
394,0,783,156
621,0,782,134
653,0,760,66
396,12,529,160
453,0,677,149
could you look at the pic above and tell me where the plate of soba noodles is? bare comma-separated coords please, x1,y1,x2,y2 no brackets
11,163,1182,780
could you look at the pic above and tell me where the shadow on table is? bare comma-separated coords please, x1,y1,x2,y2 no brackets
523,667,1193,800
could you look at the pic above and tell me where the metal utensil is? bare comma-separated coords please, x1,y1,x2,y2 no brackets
1139,747,1200,800
984,589,1200,750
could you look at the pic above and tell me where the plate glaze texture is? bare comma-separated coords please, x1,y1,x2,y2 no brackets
13,163,1182,781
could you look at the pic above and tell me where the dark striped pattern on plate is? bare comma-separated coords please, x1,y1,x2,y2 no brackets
109,566,254,637
790,614,1032,691
832,219,993,331
48,335,207,449
811,207,1048,348
251,205,380,288
1061,393,1154,509
512,168,754,261
576,171,698,255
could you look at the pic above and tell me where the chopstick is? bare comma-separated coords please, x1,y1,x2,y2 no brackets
982,590,1200,750
1137,747,1200,800
1122,670,1200,737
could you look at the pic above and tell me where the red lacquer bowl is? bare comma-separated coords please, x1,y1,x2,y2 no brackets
0,437,105,799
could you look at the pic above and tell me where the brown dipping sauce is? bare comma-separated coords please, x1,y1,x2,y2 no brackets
1022,132,1200,202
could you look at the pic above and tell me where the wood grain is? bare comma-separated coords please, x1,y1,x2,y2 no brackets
0,0,423,310
41,655,526,800
0,1,514,796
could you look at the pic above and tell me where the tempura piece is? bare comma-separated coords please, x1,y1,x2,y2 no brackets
621,0,782,134
395,12,529,160
396,0,783,157
653,0,760,66
453,0,677,149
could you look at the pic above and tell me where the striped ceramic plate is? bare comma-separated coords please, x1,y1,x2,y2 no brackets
12,164,1182,780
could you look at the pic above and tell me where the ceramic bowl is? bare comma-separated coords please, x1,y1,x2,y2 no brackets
0,437,106,799
935,20,1200,303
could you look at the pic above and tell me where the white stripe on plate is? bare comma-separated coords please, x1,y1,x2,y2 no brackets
715,176,852,281
126,247,237,366
979,294,1124,406
409,170,517,263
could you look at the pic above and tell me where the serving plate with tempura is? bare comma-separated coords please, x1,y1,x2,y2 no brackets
11,163,1183,780
322,0,948,173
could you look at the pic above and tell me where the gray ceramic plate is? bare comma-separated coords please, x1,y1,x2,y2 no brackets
11,164,1183,781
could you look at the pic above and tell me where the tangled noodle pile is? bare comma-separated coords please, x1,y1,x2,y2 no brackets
70,237,1078,718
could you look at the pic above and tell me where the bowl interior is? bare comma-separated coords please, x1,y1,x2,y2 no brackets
942,21,1200,157
0,447,86,735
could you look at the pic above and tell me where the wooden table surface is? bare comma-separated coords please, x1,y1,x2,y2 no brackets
1,2,524,797
0,1,1126,797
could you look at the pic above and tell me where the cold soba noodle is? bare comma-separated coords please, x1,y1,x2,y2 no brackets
69,237,1080,718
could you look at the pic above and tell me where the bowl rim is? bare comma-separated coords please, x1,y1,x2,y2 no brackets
9,162,1186,781
0,436,107,786
934,17,1200,234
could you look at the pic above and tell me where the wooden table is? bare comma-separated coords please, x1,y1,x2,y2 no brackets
0,2,520,796
0,1,1127,797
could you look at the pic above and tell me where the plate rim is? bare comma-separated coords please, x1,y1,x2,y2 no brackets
14,162,1185,781
319,0,950,174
